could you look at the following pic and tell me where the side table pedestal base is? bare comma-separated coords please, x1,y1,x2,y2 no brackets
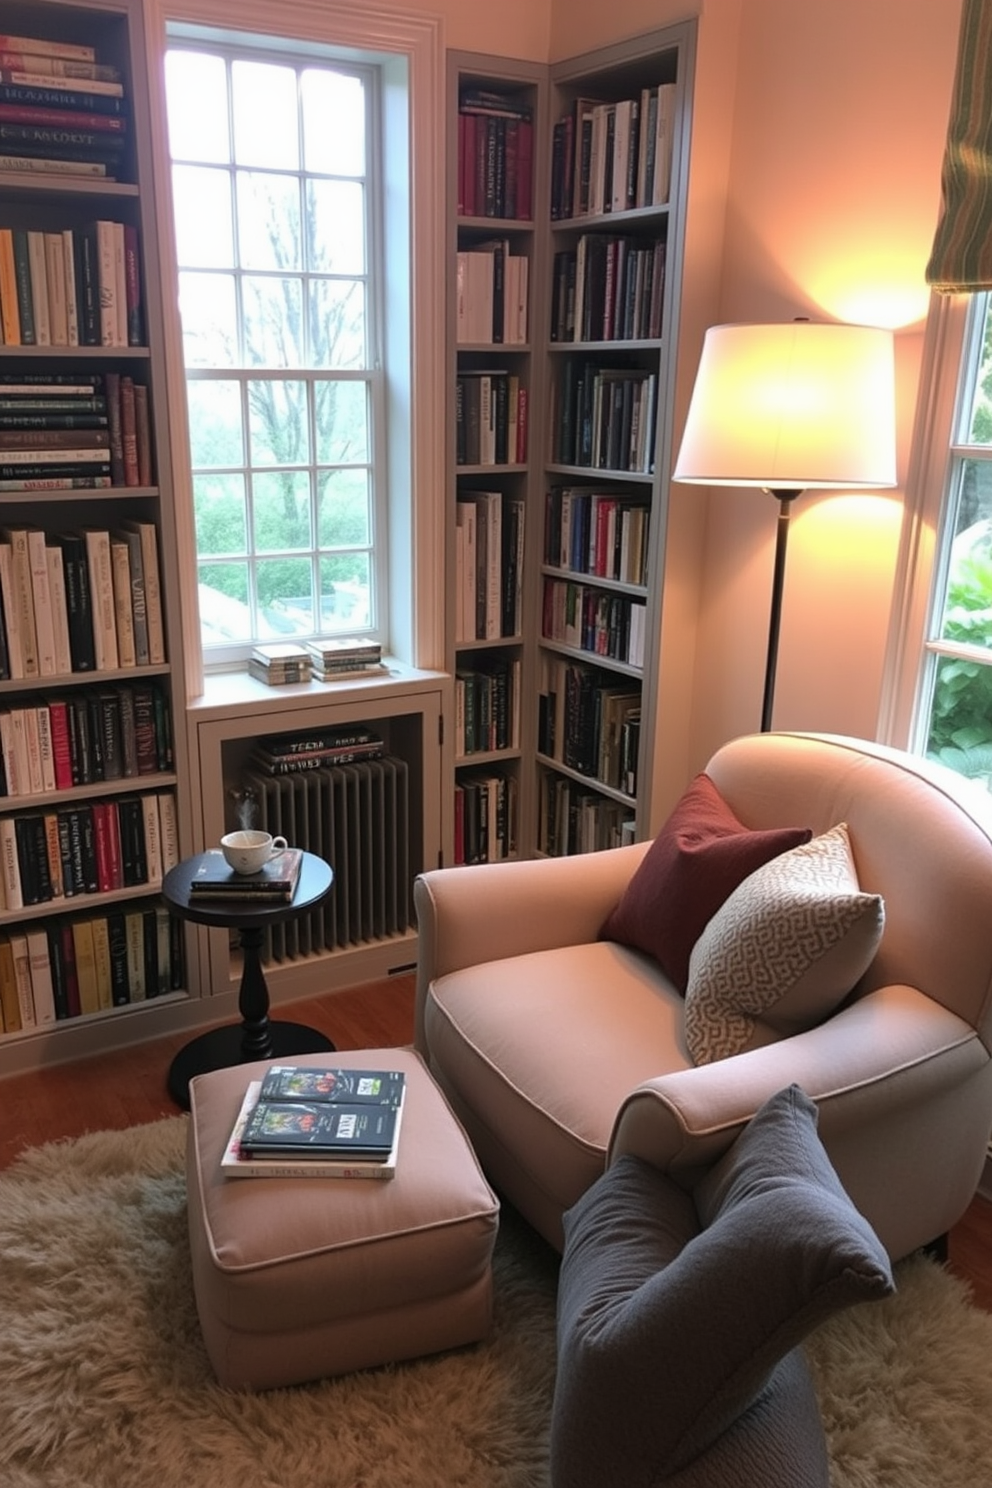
167,1021,335,1109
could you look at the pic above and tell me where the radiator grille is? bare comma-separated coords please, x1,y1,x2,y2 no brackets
240,756,411,964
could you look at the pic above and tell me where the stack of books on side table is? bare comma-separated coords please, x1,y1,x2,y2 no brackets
248,643,312,686
188,846,304,903
307,636,387,682
221,1064,407,1179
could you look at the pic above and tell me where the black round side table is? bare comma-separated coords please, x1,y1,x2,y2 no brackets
164,850,336,1109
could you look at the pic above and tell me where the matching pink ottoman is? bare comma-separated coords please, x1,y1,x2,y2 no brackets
186,1046,500,1390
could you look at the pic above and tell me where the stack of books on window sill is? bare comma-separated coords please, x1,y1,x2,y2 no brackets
248,643,312,686
307,637,387,682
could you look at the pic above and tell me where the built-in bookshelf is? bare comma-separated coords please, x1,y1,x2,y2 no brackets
0,0,189,1068
447,53,548,866
446,25,695,863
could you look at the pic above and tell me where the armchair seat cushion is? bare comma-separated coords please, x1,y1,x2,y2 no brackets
425,939,691,1234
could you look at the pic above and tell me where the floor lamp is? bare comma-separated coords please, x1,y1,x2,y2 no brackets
672,321,898,731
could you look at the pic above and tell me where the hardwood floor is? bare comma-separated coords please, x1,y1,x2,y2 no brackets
3,969,991,1315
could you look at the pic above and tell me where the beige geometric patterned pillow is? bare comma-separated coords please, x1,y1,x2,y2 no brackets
685,823,884,1066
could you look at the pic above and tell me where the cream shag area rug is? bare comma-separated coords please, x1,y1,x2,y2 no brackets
2,1118,992,1488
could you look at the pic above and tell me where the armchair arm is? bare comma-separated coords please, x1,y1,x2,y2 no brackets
610,984,984,1180
413,843,649,1050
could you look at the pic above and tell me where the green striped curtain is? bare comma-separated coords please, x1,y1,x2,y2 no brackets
927,0,992,292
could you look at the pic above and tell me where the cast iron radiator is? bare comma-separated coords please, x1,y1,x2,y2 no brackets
240,756,411,963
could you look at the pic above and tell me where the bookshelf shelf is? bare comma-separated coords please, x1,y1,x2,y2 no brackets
0,0,190,1067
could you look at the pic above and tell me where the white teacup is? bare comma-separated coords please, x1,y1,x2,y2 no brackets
221,830,288,875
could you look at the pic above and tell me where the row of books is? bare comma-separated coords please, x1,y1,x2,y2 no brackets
0,681,173,799
0,520,164,681
455,491,525,644
538,655,641,794
455,242,529,345
554,362,658,475
0,31,129,182
251,725,385,776
0,372,151,490
550,236,666,344
538,770,636,858
544,486,651,588
457,87,533,222
0,904,183,1037
550,84,677,221
0,787,178,912
0,220,141,349
542,576,647,669
455,371,528,467
454,769,517,866
454,655,521,759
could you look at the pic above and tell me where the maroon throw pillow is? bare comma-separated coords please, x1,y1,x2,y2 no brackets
600,773,811,993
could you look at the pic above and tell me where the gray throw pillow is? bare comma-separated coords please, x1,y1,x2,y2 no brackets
550,1085,894,1486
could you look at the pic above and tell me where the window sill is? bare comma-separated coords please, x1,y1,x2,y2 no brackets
187,657,448,724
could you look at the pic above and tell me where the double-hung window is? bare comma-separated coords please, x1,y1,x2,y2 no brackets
163,38,387,662
895,293,992,784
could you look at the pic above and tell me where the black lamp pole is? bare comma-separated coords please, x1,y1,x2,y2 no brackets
760,490,800,733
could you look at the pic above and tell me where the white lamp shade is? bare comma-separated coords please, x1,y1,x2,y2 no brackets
673,321,897,490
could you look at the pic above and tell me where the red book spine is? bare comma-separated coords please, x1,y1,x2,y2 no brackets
92,800,113,891
120,375,138,486
48,700,74,790
0,102,125,131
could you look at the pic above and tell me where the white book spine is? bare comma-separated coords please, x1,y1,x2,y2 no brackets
95,219,119,348
0,817,22,910
141,793,162,886
26,527,56,677
46,544,73,676
25,927,56,1025
157,791,179,872
9,932,35,1027
110,538,136,668
82,528,119,671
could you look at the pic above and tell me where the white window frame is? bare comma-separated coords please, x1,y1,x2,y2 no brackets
165,39,388,667
143,0,445,700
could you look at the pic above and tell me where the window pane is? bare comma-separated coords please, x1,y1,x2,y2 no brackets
258,557,314,635
193,473,247,554
306,179,365,274
243,276,304,367
172,166,234,268
187,380,244,467
939,459,992,653
252,471,313,551
301,69,365,176
247,379,309,465
965,299,992,445
179,272,238,367
232,60,299,170
238,172,302,272
926,653,992,776
166,52,229,162
199,563,252,645
310,279,366,369
315,379,368,463
321,552,371,630
317,467,371,546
